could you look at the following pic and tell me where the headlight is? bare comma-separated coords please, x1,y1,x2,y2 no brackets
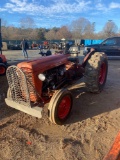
38,74,46,81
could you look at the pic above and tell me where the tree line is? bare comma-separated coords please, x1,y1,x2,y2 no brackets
1,17,120,41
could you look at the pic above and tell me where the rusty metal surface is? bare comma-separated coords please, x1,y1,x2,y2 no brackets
6,65,31,107
17,53,69,72
21,67,39,102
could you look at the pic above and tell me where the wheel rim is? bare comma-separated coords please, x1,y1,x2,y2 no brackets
99,62,107,84
0,66,5,74
58,95,71,119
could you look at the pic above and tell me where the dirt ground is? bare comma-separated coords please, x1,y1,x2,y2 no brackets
0,49,120,160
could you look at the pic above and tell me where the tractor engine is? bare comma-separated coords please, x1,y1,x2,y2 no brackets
40,65,66,92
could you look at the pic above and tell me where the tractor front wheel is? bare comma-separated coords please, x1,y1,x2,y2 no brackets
84,52,108,93
48,89,73,125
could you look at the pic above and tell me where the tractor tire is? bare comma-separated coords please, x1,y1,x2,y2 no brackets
48,88,73,125
0,63,6,76
84,52,108,93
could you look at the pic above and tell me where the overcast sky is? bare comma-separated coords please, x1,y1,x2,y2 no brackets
0,0,120,32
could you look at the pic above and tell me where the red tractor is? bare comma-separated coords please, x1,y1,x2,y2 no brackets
5,50,108,125
0,54,7,76
0,19,7,76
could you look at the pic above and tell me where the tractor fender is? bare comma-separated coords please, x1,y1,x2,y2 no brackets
82,50,96,68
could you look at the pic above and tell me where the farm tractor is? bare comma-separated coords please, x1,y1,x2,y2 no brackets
0,53,7,76
5,49,108,125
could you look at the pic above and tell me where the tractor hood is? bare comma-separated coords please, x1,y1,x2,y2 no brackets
17,54,70,73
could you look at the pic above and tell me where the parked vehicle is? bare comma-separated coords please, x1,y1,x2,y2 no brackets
5,50,108,125
49,42,59,49
43,41,49,49
7,44,21,50
83,37,120,57
31,43,38,49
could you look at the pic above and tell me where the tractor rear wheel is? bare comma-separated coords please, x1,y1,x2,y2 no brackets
0,64,6,76
84,52,108,93
48,89,73,125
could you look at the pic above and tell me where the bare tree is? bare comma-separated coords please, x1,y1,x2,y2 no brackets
83,23,95,39
70,17,95,39
102,20,118,38
20,17,36,29
45,30,56,40
37,28,47,40
56,26,72,40
1,17,120,41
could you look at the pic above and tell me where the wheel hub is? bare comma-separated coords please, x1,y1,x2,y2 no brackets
58,95,71,119
99,62,107,84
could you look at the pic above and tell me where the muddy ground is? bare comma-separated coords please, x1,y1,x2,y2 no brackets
0,49,120,160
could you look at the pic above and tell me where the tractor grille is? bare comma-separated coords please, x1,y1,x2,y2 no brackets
6,66,38,107
21,67,38,102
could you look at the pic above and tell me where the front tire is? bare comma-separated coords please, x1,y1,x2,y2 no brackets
84,52,108,93
48,89,73,125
